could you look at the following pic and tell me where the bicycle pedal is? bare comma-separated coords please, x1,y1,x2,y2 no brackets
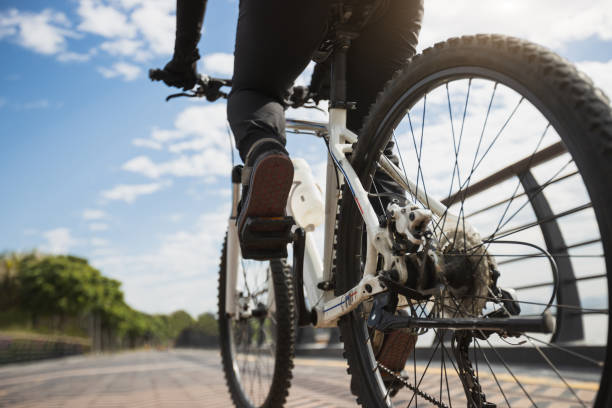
239,216,295,260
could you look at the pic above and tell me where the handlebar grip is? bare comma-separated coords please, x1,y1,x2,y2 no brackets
149,69,164,81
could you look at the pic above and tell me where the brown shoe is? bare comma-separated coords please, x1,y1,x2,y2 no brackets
376,329,418,380
237,138,294,259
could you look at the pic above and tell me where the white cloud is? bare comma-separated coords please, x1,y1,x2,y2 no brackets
202,53,234,76
82,209,107,220
77,0,174,61
125,103,233,180
20,99,50,110
121,156,162,178
101,181,170,203
0,24,16,39
41,228,78,254
172,104,228,140
90,237,110,247
57,49,96,63
1,1,175,76
168,213,183,222
98,62,141,81
122,148,231,179
77,0,136,38
130,2,175,55
419,1,612,52
100,38,149,61
294,60,315,87
151,128,184,143
132,138,162,150
91,208,228,315
89,222,109,231
0,8,75,55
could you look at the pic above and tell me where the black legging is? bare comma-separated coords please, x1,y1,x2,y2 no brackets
227,0,424,162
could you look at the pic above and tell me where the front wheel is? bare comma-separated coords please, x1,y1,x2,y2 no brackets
218,231,296,408
338,35,612,407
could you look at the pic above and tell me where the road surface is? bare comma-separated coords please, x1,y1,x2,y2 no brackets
0,349,597,407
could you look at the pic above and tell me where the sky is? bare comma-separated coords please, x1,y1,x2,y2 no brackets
1,0,611,318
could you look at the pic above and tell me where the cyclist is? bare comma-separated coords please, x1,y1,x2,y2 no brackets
155,0,424,390
158,0,423,238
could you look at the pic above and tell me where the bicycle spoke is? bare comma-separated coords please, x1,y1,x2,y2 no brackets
521,334,604,367
483,335,539,407
525,337,587,407
474,340,511,407
447,82,497,253
406,108,430,211
470,294,607,314
370,173,388,216
405,332,444,407
472,96,524,172
442,342,453,408
463,122,551,278
348,63,609,407
485,155,572,243
393,130,416,202
445,82,462,204
437,79,471,236
438,331,479,407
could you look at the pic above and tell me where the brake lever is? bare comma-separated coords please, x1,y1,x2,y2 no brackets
165,91,199,102
154,72,231,102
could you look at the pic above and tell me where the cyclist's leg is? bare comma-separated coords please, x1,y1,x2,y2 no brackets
346,0,424,133
227,0,328,162
347,0,424,213
227,0,329,254
345,0,424,383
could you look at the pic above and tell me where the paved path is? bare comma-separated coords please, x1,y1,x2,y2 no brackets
0,349,598,407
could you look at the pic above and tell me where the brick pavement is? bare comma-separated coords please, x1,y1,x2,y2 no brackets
0,349,598,407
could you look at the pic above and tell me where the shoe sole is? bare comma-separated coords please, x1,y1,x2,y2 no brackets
238,154,294,234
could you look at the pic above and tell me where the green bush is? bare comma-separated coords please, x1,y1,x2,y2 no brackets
0,252,219,349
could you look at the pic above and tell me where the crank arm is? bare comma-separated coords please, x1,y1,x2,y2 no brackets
314,274,387,327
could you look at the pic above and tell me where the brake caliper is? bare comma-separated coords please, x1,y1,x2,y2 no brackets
386,202,432,254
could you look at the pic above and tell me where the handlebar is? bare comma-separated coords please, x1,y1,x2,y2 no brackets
148,68,319,110
149,69,232,102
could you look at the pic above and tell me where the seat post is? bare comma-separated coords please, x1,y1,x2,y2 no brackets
329,31,357,110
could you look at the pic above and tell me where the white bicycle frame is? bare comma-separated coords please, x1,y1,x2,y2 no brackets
225,107,453,328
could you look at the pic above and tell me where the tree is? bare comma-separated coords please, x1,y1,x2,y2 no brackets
167,310,195,339
195,312,218,337
17,255,101,325
1,252,216,349
0,252,23,309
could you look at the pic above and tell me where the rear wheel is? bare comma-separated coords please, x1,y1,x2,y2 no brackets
218,233,296,407
337,35,612,407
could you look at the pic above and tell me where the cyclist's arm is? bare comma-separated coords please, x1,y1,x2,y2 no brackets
173,0,208,64
156,0,208,89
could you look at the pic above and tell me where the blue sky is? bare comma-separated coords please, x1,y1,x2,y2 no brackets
1,0,611,317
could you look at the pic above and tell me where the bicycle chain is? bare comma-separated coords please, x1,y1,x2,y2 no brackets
454,333,492,408
376,336,490,408
377,362,448,408
373,233,489,407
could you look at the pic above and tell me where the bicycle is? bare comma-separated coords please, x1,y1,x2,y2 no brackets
151,5,612,408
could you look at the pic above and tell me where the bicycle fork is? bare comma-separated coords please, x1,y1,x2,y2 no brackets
225,167,243,318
